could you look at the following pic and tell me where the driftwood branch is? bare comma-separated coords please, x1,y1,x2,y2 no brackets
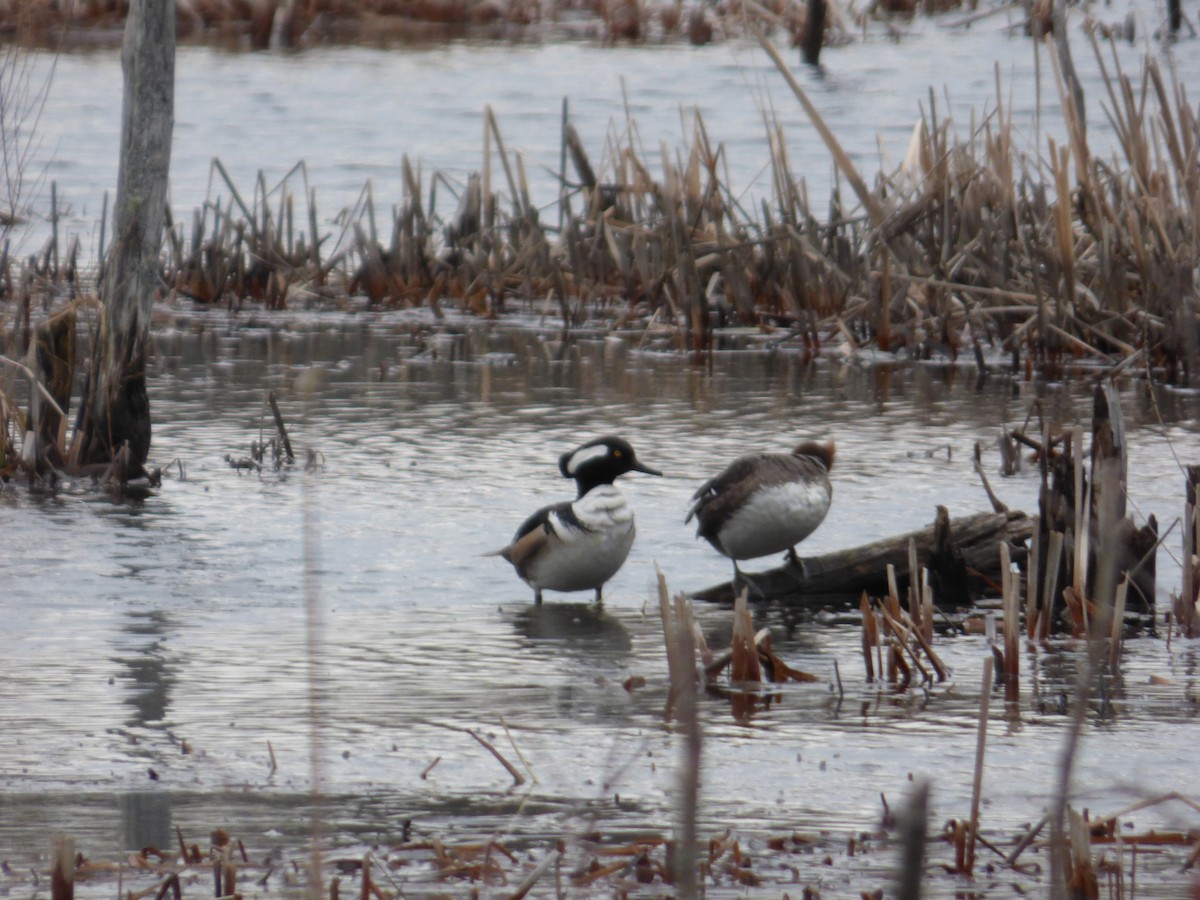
467,728,526,786
690,509,1035,604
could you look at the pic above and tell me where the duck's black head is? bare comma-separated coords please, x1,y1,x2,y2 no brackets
559,436,662,497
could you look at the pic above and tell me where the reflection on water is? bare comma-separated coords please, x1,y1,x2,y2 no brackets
512,602,634,654
115,611,177,728
4,318,1200,897
119,791,173,851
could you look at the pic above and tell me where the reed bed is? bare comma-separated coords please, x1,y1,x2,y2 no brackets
4,38,1200,488
0,0,849,50
0,0,953,51
3,40,1198,382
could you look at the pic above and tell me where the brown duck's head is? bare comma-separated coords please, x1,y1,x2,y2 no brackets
793,439,836,471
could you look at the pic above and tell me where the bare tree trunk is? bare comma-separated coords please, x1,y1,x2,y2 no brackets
74,0,174,466
801,0,826,66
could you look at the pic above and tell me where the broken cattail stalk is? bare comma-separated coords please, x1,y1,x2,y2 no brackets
1109,576,1129,670
703,627,770,678
877,603,934,685
1041,531,1065,641
268,391,295,463
1182,468,1199,638
659,567,701,716
1062,586,1088,639
965,656,993,877
1001,542,1019,706
1005,815,1048,868
730,592,763,683
916,571,936,648
51,835,74,900
885,584,903,621
903,609,950,682
951,818,968,874
906,539,919,621
1091,383,1128,625
890,643,911,689
1072,425,1090,615
886,564,900,610
860,592,876,683
1067,806,1099,897
1026,520,1041,640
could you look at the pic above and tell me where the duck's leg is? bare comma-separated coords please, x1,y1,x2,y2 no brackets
594,587,604,605
534,589,544,605
730,560,765,600
787,546,808,580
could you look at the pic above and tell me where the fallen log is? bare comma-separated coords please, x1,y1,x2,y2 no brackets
690,507,1035,605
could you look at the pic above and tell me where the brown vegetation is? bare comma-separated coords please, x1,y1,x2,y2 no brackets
3,37,1200,483
1,0,859,48
15,38,1200,366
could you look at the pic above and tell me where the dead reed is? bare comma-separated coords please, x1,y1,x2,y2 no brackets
3,38,1199,410
0,0,934,52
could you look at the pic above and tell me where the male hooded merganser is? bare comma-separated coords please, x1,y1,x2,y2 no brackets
686,440,835,580
496,436,662,604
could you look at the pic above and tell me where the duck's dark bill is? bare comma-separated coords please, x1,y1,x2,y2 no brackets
634,461,663,476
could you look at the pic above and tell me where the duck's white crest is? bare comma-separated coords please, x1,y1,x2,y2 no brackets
563,442,610,476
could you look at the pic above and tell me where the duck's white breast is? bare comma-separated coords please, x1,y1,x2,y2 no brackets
716,480,831,561
527,487,637,592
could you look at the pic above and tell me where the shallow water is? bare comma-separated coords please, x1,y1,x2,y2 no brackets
3,313,1200,896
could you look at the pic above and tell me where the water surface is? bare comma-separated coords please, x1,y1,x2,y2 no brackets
3,314,1199,896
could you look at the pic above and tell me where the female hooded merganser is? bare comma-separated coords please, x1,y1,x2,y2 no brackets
686,440,835,580
496,436,662,604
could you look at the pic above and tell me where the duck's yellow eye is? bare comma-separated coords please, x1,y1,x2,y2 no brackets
613,450,623,458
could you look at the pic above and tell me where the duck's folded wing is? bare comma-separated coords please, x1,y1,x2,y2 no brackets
686,455,766,523
490,502,571,564
500,521,552,567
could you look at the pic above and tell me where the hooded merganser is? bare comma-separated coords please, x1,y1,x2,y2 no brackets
496,436,662,603
687,440,835,580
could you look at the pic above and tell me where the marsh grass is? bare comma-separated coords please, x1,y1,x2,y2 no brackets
6,34,1200,481
8,34,1197,378
1,30,1196,375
